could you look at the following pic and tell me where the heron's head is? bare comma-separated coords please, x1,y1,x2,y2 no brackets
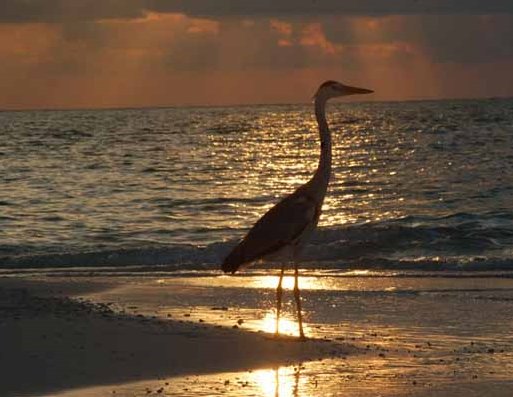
314,80,373,101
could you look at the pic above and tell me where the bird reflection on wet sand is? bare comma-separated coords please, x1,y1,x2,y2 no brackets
251,366,302,397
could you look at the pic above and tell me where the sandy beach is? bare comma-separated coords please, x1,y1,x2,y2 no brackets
0,275,345,397
2,272,513,396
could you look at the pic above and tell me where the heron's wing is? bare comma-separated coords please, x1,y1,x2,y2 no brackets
222,191,318,273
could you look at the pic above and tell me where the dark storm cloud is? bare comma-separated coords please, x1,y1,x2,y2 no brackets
2,0,513,23
147,0,513,18
0,0,144,23
322,15,513,63
406,15,513,63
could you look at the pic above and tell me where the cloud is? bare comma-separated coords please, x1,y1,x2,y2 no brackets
2,0,513,24
0,0,144,23
321,15,513,63
0,2,512,108
147,0,513,18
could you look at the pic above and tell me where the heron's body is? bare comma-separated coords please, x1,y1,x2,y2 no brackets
222,81,373,339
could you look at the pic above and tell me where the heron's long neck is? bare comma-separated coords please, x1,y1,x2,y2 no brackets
313,96,332,189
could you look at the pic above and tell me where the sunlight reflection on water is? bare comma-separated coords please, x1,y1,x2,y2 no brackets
66,274,513,396
4,101,513,272
252,366,303,397
258,310,306,337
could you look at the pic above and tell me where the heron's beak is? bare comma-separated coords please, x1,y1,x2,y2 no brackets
342,85,374,95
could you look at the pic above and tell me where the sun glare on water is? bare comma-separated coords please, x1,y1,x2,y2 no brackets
250,275,326,291
251,366,304,397
258,310,309,337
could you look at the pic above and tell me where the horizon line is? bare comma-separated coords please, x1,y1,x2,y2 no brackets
1,94,511,113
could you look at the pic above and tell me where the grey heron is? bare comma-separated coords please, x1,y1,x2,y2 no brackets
222,80,373,339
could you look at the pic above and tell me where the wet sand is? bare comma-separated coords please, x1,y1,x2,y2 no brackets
2,273,513,396
0,277,344,397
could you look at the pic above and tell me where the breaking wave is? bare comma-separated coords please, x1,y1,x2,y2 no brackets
2,212,513,273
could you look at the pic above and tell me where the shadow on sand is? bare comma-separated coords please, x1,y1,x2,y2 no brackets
0,282,347,396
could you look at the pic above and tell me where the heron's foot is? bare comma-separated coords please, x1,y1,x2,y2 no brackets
268,332,289,341
298,334,307,342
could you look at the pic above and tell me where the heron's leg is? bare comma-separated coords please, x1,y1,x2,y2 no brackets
274,367,280,397
275,264,285,335
293,262,305,340
293,363,301,397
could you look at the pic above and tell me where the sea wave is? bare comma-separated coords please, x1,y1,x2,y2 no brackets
3,101,513,275
2,212,513,272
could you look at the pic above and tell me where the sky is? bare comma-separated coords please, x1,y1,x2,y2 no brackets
1,1,513,109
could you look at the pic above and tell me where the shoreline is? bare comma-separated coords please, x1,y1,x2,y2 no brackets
2,273,513,396
0,277,345,397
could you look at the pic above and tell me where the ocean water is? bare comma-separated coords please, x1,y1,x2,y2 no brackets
2,98,513,272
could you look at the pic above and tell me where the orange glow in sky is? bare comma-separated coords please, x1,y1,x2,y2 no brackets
0,8,512,109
